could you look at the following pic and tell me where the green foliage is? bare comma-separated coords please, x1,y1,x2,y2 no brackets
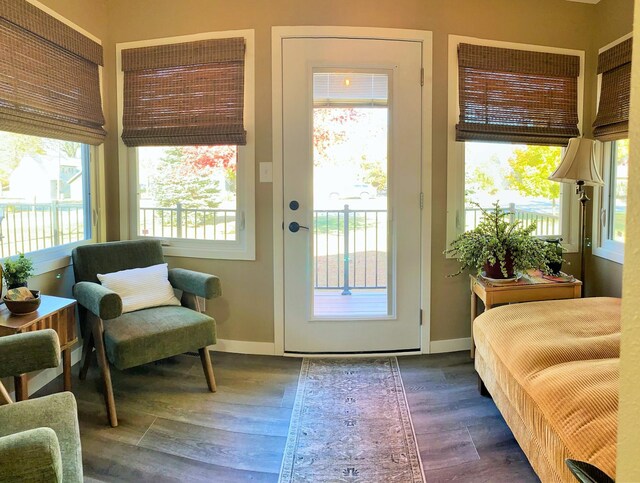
506,145,562,202
314,212,378,235
467,168,498,196
3,253,34,287
360,160,387,192
616,138,629,163
445,202,563,277
150,147,221,209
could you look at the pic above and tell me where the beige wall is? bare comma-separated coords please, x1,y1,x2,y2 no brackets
583,0,633,298
30,0,629,345
103,0,624,344
617,0,640,475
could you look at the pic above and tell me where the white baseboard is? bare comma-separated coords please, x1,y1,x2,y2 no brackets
6,346,83,400
283,350,423,358
429,337,471,354
209,339,275,355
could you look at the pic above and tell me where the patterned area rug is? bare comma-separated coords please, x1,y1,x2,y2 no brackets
279,357,425,482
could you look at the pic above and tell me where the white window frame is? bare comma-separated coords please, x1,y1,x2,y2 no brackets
116,29,256,260
8,0,106,277
446,35,584,254
591,33,631,265
592,138,626,264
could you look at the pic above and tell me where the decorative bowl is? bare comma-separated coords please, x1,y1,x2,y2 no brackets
3,290,41,314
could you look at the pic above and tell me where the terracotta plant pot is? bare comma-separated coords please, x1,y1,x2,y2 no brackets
483,252,515,279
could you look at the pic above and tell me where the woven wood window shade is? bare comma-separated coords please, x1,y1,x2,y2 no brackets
0,0,106,145
121,37,247,147
593,38,632,142
456,43,580,146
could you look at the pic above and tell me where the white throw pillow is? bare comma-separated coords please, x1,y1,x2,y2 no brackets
97,263,181,314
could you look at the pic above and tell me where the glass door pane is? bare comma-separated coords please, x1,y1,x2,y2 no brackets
311,71,390,318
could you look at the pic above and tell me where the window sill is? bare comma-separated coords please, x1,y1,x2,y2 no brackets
592,246,624,265
140,237,256,261
9,240,93,278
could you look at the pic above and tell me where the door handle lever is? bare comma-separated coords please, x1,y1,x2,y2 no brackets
289,222,309,233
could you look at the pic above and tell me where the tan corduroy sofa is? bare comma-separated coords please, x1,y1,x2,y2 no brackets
474,297,620,482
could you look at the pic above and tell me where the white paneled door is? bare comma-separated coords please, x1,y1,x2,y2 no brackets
282,37,423,353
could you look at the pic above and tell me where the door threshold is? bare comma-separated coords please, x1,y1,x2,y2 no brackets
283,349,422,358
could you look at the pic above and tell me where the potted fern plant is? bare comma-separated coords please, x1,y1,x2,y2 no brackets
446,202,563,279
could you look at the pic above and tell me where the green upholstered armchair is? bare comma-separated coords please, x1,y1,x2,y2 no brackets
0,330,83,482
71,239,221,427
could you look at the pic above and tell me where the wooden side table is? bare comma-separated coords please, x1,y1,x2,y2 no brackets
470,272,582,358
0,295,77,401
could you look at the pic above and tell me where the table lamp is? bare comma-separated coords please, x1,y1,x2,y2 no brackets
549,137,604,295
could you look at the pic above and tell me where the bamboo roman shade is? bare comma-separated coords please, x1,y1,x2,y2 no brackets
0,0,106,145
456,43,580,146
593,38,632,141
121,37,247,147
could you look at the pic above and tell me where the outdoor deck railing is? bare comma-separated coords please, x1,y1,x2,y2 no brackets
313,204,387,294
0,200,559,293
465,203,560,237
0,201,85,257
140,203,385,294
139,204,237,240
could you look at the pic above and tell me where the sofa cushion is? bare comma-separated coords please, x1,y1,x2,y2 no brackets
103,305,216,370
474,297,621,481
98,263,180,313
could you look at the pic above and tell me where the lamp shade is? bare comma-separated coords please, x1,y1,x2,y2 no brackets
549,137,604,185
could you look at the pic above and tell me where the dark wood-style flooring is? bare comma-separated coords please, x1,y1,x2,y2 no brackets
36,351,539,482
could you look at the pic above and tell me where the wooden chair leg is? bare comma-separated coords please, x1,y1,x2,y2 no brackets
0,381,12,405
14,374,28,401
91,316,118,427
181,292,200,311
199,348,216,392
79,330,94,381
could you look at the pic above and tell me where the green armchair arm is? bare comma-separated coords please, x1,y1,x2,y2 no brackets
73,281,123,320
0,330,60,378
0,428,62,482
0,393,82,482
169,268,222,299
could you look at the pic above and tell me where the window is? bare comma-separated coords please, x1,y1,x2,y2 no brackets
117,30,255,260
0,0,104,269
594,139,628,262
447,36,584,251
606,139,628,243
136,145,238,241
464,142,563,237
0,131,92,258
592,35,631,264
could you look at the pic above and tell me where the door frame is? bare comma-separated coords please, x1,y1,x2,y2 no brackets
272,26,433,356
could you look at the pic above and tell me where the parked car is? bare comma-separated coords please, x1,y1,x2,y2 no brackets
329,183,377,200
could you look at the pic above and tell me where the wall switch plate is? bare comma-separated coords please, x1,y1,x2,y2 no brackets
259,162,273,183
